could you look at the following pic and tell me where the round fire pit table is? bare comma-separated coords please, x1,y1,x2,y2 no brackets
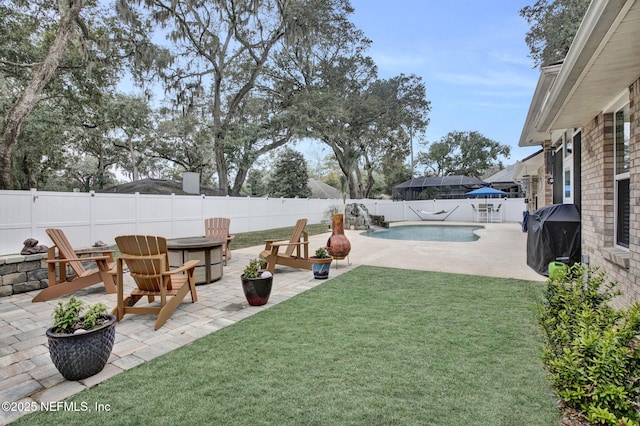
167,237,225,285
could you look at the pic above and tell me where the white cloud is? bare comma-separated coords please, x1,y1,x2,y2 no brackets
434,69,536,90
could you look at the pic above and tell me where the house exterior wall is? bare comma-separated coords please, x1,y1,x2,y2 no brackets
580,77,640,307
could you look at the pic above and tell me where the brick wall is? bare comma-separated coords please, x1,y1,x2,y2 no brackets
580,77,640,307
627,77,640,304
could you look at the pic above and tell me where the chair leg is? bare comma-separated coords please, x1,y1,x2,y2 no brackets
265,256,276,273
154,285,191,330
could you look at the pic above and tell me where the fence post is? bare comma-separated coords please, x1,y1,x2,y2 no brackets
30,188,38,238
89,191,96,245
171,193,176,238
201,194,206,228
135,192,140,233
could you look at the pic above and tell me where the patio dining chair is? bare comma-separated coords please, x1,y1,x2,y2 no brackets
471,205,487,223
490,204,503,223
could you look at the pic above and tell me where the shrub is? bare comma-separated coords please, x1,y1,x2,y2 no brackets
52,295,108,334
539,264,640,425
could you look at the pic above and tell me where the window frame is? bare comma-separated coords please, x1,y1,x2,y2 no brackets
563,130,575,204
613,103,630,249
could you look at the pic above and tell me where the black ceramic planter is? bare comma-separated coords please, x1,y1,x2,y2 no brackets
46,314,116,381
241,274,273,306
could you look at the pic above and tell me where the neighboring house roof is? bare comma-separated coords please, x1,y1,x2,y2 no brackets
308,179,342,199
514,149,544,181
100,178,226,196
520,0,640,146
483,164,519,184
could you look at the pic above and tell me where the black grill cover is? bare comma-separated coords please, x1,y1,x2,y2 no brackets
526,204,581,275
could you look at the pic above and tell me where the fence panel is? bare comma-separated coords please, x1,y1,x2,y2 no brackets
0,189,527,256
0,190,36,252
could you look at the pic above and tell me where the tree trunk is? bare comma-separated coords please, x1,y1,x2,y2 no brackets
326,141,358,199
0,0,84,189
127,135,139,181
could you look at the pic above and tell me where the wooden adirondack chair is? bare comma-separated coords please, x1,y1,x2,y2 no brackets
204,217,234,265
32,229,116,302
113,235,198,330
259,218,311,273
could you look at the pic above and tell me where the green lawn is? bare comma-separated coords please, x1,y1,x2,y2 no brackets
18,266,559,425
231,222,330,249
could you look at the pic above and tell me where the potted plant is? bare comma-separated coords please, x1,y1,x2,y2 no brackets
240,258,273,306
309,247,333,279
45,295,116,381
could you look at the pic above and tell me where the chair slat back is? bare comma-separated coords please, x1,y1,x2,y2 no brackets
115,235,169,292
46,229,86,275
285,219,308,257
204,217,230,239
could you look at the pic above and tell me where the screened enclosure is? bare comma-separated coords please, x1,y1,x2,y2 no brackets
392,176,487,201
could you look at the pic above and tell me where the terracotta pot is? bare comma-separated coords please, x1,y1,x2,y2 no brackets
326,214,351,259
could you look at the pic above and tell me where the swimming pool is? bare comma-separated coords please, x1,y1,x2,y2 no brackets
362,225,481,242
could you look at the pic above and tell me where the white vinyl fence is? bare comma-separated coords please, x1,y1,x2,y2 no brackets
0,189,527,256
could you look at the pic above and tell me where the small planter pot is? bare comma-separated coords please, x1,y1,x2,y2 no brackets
241,273,273,306
309,256,333,279
46,314,116,381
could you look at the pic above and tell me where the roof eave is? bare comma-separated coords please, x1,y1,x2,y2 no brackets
518,64,562,147
537,0,637,131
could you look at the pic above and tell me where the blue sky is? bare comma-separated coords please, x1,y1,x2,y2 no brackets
305,0,542,167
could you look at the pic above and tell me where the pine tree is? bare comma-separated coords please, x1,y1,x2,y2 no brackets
267,149,311,198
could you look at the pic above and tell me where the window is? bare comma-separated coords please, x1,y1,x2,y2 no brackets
614,104,630,248
562,130,574,204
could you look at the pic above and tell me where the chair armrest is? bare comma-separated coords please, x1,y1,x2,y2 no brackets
271,241,310,247
47,255,112,264
75,249,115,255
269,240,309,256
263,238,285,251
263,238,286,244
163,259,200,275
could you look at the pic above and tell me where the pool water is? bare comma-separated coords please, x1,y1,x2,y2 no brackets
362,225,481,242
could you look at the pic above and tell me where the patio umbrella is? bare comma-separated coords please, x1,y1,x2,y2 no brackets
466,187,507,222
465,187,507,197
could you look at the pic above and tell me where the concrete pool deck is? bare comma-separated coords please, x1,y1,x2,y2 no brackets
327,221,545,282
0,221,543,424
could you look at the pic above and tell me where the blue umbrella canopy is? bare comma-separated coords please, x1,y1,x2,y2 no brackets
466,187,507,196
